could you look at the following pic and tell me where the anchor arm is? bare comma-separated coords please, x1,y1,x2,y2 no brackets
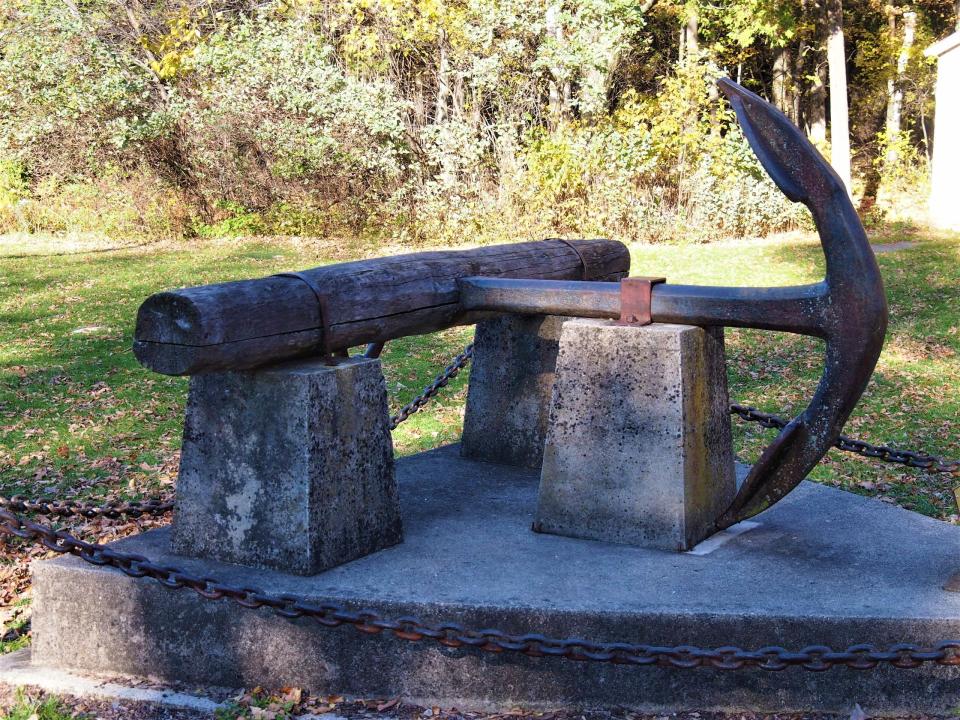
713,79,887,527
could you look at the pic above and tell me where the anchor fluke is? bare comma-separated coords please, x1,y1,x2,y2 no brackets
713,79,887,526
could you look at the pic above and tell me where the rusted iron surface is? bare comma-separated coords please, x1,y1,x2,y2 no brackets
459,79,888,527
617,277,666,326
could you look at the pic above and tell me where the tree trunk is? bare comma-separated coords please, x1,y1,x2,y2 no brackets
545,3,568,121
803,0,828,143
548,79,561,121
685,9,699,60
470,87,482,132
826,0,852,194
885,10,916,163
435,29,449,124
453,73,465,121
773,47,794,118
414,75,427,129
807,68,828,144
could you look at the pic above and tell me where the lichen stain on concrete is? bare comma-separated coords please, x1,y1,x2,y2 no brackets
220,463,260,550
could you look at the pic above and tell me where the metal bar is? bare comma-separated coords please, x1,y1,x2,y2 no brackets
458,277,829,338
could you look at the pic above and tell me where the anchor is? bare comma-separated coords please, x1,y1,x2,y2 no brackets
33,81,960,715
132,78,887,536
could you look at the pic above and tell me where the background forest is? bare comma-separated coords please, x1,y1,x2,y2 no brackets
0,0,958,246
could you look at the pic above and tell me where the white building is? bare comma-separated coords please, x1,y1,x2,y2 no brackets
926,32,960,230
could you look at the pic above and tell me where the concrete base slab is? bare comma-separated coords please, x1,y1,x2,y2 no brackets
31,445,960,714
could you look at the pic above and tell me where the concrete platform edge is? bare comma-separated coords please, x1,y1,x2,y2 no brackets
28,445,960,714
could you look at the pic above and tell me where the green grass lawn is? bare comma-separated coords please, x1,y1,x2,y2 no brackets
1,227,958,521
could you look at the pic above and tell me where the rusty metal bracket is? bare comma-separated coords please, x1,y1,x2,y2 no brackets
617,277,666,325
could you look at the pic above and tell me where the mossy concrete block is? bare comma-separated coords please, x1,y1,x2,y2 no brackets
536,319,735,551
461,315,566,469
172,356,402,575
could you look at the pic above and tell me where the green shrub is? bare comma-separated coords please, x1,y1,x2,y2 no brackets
511,63,808,243
0,160,29,205
192,201,265,238
181,14,411,230
0,2,172,180
0,1,815,246
0,171,188,241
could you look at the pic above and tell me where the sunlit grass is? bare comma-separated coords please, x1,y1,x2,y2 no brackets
0,689,80,720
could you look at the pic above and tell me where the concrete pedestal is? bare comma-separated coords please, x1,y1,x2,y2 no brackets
172,356,402,576
30,445,960,713
461,315,566,469
536,320,735,551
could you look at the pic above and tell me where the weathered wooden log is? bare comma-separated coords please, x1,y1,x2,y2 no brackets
134,239,630,375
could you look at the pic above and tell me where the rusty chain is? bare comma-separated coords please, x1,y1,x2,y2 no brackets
0,346,476,520
0,495,173,519
1,503,959,671
389,344,474,430
386,347,959,474
2,346,957,522
730,404,960,476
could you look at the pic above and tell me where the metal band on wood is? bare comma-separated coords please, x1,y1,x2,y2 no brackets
274,271,338,360
554,239,591,280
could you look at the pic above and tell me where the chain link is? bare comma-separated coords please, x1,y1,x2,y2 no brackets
731,404,960,476
389,344,474,430
1,503,958,671
0,495,173,519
